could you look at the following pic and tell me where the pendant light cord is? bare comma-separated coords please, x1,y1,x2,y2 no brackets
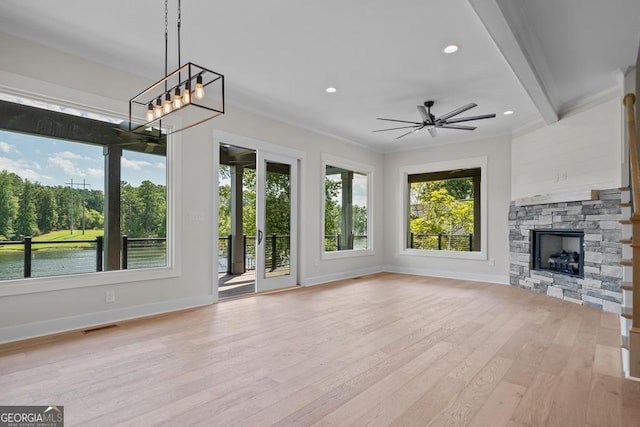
164,0,169,92
177,0,181,69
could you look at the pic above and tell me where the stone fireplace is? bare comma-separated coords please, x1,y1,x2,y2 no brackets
531,229,584,277
509,189,623,312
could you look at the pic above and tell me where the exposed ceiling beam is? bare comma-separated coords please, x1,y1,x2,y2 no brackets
468,0,559,124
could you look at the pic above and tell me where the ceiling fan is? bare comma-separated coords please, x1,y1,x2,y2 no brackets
373,100,496,140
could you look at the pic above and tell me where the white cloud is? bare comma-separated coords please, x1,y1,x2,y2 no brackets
56,151,84,160
87,168,103,178
0,141,16,154
155,162,166,170
122,157,152,171
0,156,43,182
48,153,83,176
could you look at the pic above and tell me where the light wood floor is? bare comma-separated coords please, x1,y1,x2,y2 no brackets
1,273,639,426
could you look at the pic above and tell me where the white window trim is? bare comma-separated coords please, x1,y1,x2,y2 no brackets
0,88,181,297
399,156,488,260
321,153,374,260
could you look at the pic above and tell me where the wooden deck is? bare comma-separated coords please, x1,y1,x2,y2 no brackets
1,273,639,426
218,271,255,299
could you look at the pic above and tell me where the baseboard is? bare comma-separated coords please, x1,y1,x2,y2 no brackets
300,266,384,287
380,265,509,285
0,295,216,344
1,266,507,344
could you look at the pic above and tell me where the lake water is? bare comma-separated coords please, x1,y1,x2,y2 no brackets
0,248,166,280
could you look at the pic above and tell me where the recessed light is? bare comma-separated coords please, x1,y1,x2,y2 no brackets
443,44,459,54
326,87,337,93
503,110,514,115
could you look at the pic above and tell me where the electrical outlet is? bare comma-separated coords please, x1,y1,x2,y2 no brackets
105,290,116,303
489,258,495,266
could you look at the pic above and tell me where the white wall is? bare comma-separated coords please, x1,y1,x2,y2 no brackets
0,32,384,342
511,95,623,200
382,136,512,284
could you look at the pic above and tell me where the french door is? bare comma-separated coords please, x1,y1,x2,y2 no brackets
255,151,298,292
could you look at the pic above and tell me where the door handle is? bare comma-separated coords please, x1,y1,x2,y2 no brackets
258,229,263,244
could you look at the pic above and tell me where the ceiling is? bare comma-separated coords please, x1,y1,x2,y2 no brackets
0,0,638,153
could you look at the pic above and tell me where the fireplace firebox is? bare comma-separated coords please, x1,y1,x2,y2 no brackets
531,229,584,278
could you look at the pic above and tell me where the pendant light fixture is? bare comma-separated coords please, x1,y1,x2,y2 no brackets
128,0,224,139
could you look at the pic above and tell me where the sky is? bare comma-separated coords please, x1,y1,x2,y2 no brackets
0,130,166,191
0,93,166,190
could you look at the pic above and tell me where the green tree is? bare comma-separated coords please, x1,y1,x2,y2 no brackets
353,205,367,236
51,186,69,230
84,189,104,213
242,169,257,237
83,208,104,229
15,179,39,238
138,180,166,236
121,180,166,237
35,185,58,233
0,171,19,238
410,183,473,250
218,184,232,237
444,178,473,200
324,177,341,251
218,165,232,237
265,169,291,235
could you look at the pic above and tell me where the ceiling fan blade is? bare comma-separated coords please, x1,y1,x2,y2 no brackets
395,126,424,140
416,105,432,124
427,127,438,137
444,113,497,124
376,118,422,125
435,103,477,122
372,125,422,133
438,124,477,130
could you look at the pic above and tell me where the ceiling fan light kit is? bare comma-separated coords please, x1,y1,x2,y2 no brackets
128,0,224,140
374,100,496,140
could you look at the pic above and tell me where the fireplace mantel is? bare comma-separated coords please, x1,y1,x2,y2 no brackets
514,189,600,207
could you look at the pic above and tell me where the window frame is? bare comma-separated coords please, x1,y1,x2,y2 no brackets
321,153,374,260
0,89,180,297
399,156,487,260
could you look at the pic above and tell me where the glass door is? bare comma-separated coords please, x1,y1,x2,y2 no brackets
255,151,298,292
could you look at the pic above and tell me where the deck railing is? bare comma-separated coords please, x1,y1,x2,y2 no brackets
408,233,473,251
218,234,291,274
0,235,166,279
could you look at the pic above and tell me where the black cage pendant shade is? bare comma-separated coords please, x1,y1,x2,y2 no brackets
128,0,224,140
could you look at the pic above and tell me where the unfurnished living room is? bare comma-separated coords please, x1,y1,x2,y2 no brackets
1,0,640,426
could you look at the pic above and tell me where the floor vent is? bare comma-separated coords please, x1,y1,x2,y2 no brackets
83,324,119,333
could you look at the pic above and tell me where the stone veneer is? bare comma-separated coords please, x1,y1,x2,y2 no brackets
509,189,623,313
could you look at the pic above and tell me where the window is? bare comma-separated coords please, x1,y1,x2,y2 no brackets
0,95,170,285
323,156,372,256
401,157,486,259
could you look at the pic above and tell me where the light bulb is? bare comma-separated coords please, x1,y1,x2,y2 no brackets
163,92,172,114
146,103,154,122
183,84,191,104
195,75,205,99
154,98,163,118
173,87,182,109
